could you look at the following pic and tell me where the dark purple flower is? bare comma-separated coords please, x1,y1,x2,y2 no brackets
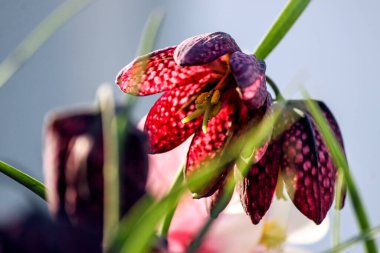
239,100,346,224
116,32,269,198
43,107,148,229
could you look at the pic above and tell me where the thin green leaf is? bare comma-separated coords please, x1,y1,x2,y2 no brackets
158,164,185,238
0,0,92,89
98,85,120,251
303,91,378,253
136,9,165,56
0,160,46,200
124,8,166,107
321,225,380,253
254,0,310,60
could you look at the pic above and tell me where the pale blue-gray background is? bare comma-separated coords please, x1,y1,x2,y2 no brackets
0,0,379,252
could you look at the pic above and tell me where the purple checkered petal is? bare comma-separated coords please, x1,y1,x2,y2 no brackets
174,32,240,66
230,52,267,109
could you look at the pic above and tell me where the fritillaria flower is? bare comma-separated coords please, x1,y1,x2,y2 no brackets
43,107,149,230
116,32,270,198
240,100,346,224
119,32,346,226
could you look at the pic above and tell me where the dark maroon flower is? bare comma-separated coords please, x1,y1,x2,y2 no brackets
0,210,102,253
116,32,269,198
43,107,148,230
240,100,346,224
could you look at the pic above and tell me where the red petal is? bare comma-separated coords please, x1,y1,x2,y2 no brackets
185,96,238,197
144,83,204,153
239,140,281,224
116,46,224,95
281,109,337,224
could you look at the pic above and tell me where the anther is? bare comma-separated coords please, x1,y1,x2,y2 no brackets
211,90,221,104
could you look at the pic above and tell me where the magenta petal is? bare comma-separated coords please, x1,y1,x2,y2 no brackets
116,46,222,95
230,52,267,109
144,83,205,153
239,140,281,224
186,97,238,197
174,32,240,66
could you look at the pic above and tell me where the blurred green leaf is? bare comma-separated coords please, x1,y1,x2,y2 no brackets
321,225,380,253
0,0,92,89
98,85,120,251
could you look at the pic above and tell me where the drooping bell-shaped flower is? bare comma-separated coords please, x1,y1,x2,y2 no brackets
43,107,149,229
116,32,270,198
116,31,346,225
240,100,346,224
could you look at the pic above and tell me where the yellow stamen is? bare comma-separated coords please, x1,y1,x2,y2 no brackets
259,220,287,249
181,109,205,123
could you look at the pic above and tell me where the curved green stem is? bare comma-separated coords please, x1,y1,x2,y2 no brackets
0,160,46,200
158,164,185,238
266,76,285,102
254,0,311,60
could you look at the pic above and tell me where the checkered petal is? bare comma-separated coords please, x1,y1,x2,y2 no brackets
116,46,224,95
144,83,205,153
174,32,240,66
281,102,343,224
239,140,281,224
288,100,347,209
230,52,267,109
185,95,238,197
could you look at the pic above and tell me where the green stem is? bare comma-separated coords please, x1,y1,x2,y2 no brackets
254,0,311,60
332,172,344,250
266,76,285,101
0,160,46,200
158,164,185,238
304,96,378,253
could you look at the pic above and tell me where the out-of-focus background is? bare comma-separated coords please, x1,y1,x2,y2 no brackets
0,0,379,252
